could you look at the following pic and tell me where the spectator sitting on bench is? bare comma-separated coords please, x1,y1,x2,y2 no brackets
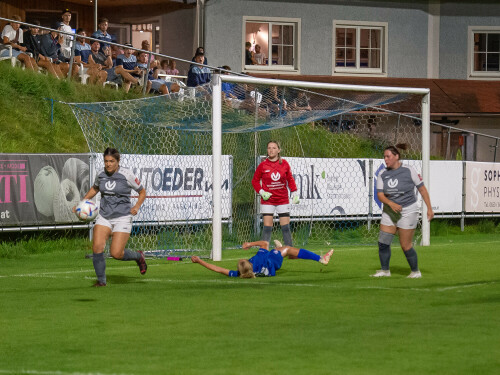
1,15,37,71
187,51,211,87
39,21,79,78
22,20,61,78
74,29,106,84
89,40,139,91
136,52,180,95
115,43,142,92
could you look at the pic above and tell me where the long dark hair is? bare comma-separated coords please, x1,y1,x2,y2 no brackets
103,147,120,162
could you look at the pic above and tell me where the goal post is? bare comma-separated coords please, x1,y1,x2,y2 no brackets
68,74,430,260
211,74,430,261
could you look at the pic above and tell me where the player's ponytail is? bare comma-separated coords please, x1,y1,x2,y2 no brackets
238,259,256,279
384,144,408,160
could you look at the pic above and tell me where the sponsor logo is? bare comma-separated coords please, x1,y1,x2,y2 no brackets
418,174,423,181
105,181,116,190
388,179,398,188
271,172,280,181
135,177,141,185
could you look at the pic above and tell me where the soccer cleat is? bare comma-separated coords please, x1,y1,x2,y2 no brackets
136,251,147,275
319,249,334,265
407,270,422,278
93,281,107,287
371,269,391,277
273,239,283,248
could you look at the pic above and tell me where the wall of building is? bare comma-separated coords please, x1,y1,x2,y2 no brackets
160,8,196,76
204,0,429,77
439,2,500,79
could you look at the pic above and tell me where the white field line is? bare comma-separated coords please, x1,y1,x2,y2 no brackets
0,264,160,278
0,370,134,375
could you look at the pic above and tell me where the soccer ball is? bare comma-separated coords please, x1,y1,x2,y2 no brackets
75,200,99,222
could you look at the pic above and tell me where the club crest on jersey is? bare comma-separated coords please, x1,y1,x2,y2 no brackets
135,177,141,185
388,179,398,188
418,174,423,181
105,181,116,190
271,172,281,181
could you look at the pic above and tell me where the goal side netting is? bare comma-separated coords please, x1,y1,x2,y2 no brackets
67,76,430,259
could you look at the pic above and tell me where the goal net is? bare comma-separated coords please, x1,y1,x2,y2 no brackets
67,75,430,259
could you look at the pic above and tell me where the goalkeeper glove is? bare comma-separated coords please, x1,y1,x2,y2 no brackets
259,189,272,201
291,191,300,204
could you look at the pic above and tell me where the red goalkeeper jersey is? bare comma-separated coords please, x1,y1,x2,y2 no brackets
252,158,297,205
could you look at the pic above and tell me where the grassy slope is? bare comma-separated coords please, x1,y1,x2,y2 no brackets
0,236,498,375
0,61,144,153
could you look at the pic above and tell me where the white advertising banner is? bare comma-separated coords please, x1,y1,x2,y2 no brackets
93,154,232,221
429,161,463,213
465,162,500,212
286,157,370,217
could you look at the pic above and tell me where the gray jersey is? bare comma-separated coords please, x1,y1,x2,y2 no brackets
376,165,424,208
93,167,143,219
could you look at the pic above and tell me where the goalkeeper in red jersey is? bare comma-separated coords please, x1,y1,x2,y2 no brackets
251,141,299,249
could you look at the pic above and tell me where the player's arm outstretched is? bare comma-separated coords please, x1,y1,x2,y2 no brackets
242,240,269,250
191,256,230,276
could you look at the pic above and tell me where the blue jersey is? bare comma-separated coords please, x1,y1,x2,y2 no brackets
116,54,137,70
75,42,92,63
93,167,143,219
229,248,283,277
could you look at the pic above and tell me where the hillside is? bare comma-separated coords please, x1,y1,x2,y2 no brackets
0,62,145,153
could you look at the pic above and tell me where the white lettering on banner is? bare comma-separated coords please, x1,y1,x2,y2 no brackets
466,162,500,213
93,154,232,221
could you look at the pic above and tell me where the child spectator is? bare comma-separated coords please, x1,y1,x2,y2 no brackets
187,51,211,87
165,59,179,75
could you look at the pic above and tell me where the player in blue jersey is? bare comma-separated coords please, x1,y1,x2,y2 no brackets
78,148,147,287
191,240,333,278
372,144,434,279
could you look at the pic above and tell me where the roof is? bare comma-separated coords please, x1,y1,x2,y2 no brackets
251,74,500,116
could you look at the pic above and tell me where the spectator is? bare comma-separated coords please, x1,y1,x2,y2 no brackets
158,59,168,74
59,9,73,59
263,85,288,116
220,65,238,99
245,42,257,65
115,43,142,92
140,39,155,63
74,29,107,84
91,17,115,53
110,45,123,66
137,52,180,95
291,90,312,111
187,51,211,87
22,20,61,78
89,40,139,91
191,46,207,65
165,59,179,76
39,22,79,78
254,44,266,65
0,15,37,71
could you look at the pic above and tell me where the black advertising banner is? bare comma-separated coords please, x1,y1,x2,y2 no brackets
0,154,91,227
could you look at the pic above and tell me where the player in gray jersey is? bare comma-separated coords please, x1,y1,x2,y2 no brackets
80,148,147,287
372,145,434,279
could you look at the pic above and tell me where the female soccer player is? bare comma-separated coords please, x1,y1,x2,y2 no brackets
252,141,299,248
79,148,147,287
191,241,333,278
372,145,434,278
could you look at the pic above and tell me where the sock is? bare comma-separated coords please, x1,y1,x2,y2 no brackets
92,252,106,284
404,248,419,272
297,249,321,262
121,249,141,261
378,231,393,271
378,242,391,270
281,224,293,246
261,225,272,243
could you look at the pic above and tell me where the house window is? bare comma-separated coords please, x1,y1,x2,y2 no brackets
333,21,387,75
243,17,300,72
469,27,500,78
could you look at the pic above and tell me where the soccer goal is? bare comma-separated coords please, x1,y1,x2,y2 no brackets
68,75,430,260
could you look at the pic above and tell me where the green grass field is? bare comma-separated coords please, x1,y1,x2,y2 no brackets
0,234,499,375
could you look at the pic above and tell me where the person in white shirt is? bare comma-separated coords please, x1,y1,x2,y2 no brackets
254,44,266,65
59,9,74,59
0,15,37,71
